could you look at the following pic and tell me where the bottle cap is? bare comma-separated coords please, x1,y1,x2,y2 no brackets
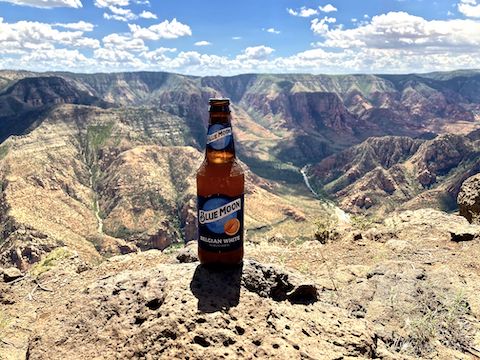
209,98,230,112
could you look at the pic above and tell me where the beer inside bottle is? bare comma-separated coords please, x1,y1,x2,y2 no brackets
196,98,244,266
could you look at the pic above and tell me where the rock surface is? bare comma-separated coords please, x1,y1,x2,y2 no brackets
2,208,480,359
458,173,480,224
21,257,375,360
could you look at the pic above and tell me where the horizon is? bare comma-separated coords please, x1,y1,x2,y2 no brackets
2,68,480,78
1,0,480,75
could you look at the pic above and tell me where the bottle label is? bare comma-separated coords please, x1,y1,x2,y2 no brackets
206,124,233,151
197,194,244,252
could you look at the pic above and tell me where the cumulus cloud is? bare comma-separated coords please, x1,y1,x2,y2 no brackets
0,18,99,55
53,21,95,32
142,47,177,61
139,10,157,19
128,19,192,40
95,0,153,22
3,9,480,76
94,0,128,7
102,33,147,52
318,4,337,13
310,16,336,35
287,7,318,17
194,41,211,46
0,0,81,7
237,45,275,61
312,11,480,50
458,0,480,17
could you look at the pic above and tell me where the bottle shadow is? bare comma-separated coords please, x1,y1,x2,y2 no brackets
190,263,243,313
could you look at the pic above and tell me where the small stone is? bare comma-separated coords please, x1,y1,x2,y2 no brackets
2,267,24,282
352,232,363,241
450,231,477,242
176,242,199,263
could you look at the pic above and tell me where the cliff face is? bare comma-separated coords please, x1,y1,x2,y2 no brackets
309,133,480,215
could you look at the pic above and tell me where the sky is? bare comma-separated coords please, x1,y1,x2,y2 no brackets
1,0,480,75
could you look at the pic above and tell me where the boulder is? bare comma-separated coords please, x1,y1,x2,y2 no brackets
2,266,24,282
458,174,480,224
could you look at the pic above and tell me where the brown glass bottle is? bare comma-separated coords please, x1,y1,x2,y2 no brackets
196,98,244,266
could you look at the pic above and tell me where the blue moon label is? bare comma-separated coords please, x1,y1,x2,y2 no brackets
197,194,244,252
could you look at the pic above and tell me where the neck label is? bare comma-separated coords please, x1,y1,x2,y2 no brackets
207,124,233,151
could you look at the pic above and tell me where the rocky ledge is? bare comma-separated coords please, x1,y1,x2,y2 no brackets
2,255,375,360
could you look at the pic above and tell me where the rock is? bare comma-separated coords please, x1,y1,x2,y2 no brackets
458,174,480,224
450,230,478,242
26,258,376,359
241,260,318,304
176,241,199,263
2,267,24,282
352,231,363,241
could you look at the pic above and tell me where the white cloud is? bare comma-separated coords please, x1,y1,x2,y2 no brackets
139,10,157,19
95,0,154,22
128,19,192,40
94,0,128,7
53,21,95,32
311,16,336,35
237,45,274,61
458,0,480,17
266,28,280,34
103,5,137,21
232,36,242,40
0,18,100,54
318,4,337,13
142,47,176,61
103,33,146,52
312,11,480,50
194,41,211,46
287,6,318,17
3,9,480,76
0,0,81,7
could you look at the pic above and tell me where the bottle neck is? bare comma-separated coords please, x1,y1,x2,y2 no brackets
206,111,236,164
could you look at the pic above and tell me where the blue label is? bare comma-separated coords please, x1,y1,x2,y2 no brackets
207,124,233,151
197,194,244,252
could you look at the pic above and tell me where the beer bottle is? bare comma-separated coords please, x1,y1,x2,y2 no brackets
196,98,244,266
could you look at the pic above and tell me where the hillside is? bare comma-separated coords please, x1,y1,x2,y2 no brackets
1,70,480,268
308,133,480,215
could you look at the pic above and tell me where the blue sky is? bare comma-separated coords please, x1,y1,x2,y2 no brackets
1,0,480,74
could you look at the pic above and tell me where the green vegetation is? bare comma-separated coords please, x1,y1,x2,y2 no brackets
162,242,184,254
0,144,9,160
108,225,137,240
240,154,303,185
350,214,381,231
314,216,339,244
30,247,74,276
87,123,114,149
